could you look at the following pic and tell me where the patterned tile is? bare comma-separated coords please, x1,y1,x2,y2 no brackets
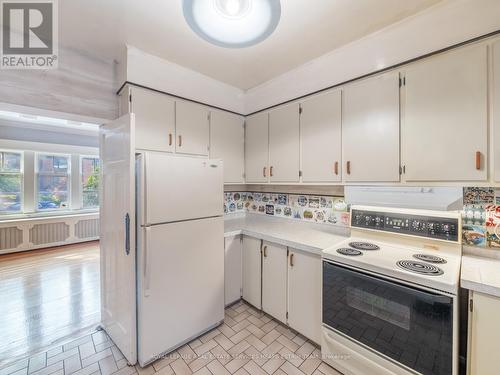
1,302,343,375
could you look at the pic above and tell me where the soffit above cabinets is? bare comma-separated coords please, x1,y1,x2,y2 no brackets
59,0,441,90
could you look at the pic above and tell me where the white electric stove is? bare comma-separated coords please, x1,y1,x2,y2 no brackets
321,205,462,375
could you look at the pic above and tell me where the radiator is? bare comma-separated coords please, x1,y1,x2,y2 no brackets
29,222,70,245
0,226,23,251
75,218,100,239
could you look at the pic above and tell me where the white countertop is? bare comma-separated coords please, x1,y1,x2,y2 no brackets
224,213,348,255
461,255,500,298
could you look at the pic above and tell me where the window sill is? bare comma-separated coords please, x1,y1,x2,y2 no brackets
0,209,99,222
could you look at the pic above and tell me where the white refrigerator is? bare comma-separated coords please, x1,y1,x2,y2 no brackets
135,152,224,366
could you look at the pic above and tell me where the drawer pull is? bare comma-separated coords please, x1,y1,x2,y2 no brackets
262,245,268,258
290,253,294,267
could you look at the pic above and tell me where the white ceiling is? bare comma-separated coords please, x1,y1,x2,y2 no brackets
60,0,442,90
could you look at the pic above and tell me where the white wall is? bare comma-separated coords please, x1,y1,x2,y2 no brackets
244,0,500,113
122,45,246,114
0,47,118,120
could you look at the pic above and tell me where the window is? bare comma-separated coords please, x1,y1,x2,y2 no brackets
81,156,100,208
36,154,70,210
0,151,23,213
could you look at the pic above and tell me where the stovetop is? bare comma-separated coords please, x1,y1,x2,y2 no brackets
323,237,461,294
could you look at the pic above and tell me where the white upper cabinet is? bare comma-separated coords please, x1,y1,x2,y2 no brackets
175,100,210,156
300,90,342,182
494,41,500,182
210,110,245,183
245,112,269,183
129,87,175,152
342,72,401,182
269,103,300,183
402,45,488,181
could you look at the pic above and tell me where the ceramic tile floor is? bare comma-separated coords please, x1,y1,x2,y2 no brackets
0,301,342,375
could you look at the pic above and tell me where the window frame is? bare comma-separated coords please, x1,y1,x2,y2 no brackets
35,152,72,212
0,149,24,214
80,155,100,209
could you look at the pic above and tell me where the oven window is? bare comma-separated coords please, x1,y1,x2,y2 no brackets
323,261,453,375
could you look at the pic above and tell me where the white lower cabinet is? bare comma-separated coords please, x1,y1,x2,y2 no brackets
468,291,500,375
287,249,322,344
242,236,262,309
224,235,242,306
262,241,288,323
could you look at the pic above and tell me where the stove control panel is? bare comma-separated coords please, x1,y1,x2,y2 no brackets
351,209,459,242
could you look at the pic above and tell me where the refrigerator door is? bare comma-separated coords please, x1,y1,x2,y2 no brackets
141,152,223,226
99,114,137,365
136,216,224,366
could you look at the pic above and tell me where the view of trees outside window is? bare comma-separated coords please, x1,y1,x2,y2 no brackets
0,151,22,213
37,154,70,210
82,157,100,208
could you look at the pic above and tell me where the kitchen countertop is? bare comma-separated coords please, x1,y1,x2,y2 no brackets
224,213,348,255
461,255,500,298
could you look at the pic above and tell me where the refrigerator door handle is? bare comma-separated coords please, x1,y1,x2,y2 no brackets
144,226,152,297
125,213,130,255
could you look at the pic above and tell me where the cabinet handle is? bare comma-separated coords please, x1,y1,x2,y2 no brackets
169,133,172,146
270,166,274,177
263,167,267,177
346,161,351,175
263,245,268,258
476,151,481,170
178,135,182,147
290,253,294,267
334,161,339,175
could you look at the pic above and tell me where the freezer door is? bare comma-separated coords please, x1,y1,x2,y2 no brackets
137,216,224,366
142,153,223,225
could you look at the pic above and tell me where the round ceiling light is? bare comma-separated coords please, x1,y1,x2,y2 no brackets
183,0,281,48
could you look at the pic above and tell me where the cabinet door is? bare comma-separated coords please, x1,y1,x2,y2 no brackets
301,90,342,182
245,112,269,183
130,87,175,152
287,250,321,344
210,111,245,183
343,72,400,182
242,236,262,309
269,104,300,182
469,292,500,375
403,45,487,181
176,100,210,156
224,236,242,306
262,241,287,323
494,41,500,182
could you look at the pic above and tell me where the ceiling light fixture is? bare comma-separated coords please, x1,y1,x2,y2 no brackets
183,0,281,48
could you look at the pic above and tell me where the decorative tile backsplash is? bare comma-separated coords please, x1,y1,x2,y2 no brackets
462,187,500,249
224,192,350,227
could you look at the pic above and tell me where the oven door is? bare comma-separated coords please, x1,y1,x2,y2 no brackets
323,260,454,375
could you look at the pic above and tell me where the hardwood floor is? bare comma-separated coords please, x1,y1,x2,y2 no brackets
0,242,101,366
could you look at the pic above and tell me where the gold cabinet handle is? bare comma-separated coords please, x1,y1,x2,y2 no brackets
169,133,172,146
263,167,267,177
178,135,182,147
262,245,268,258
270,166,274,177
346,161,351,175
290,253,294,267
334,161,339,175
476,151,481,170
